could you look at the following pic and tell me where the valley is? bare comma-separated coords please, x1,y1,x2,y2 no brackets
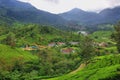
0,22,119,80
0,0,120,80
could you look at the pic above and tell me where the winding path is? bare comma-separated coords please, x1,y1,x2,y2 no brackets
70,63,86,74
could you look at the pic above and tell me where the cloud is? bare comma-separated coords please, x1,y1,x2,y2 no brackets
45,0,59,4
108,0,120,7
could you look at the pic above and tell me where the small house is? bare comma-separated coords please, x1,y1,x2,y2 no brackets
61,48,75,54
70,42,79,45
22,45,38,51
77,31,88,36
57,42,65,46
99,42,108,47
48,42,56,47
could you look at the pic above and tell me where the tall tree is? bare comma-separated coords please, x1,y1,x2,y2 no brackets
5,32,16,47
112,22,120,53
80,36,95,61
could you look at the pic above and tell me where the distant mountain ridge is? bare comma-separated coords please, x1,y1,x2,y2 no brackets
0,0,67,25
0,0,120,29
59,8,99,21
99,6,120,23
60,7,120,25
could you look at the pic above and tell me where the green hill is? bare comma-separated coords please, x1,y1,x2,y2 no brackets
90,31,113,42
0,23,81,46
0,20,119,80
0,23,83,79
47,54,120,80
0,44,38,71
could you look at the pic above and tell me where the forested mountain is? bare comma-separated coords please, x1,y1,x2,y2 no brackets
0,0,67,25
60,7,120,25
1,0,120,29
99,6,120,23
59,8,101,25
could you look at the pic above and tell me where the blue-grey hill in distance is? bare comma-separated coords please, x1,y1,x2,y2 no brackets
0,0,120,28
0,0,67,26
59,7,120,25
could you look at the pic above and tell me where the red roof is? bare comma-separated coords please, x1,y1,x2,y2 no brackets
62,48,74,54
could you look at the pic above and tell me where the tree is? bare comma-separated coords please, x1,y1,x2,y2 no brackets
5,32,16,47
80,36,95,62
112,22,120,53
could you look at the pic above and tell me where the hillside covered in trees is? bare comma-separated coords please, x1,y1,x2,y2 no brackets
0,18,120,80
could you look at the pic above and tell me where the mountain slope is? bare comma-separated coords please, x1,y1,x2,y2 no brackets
0,44,38,71
0,0,67,25
59,8,101,25
99,6,120,23
60,7,120,25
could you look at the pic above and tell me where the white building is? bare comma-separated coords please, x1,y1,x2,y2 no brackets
77,31,88,36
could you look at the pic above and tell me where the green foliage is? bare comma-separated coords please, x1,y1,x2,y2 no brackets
79,36,95,61
90,31,113,42
48,55,120,80
0,23,83,46
0,44,81,79
4,32,16,47
36,49,81,76
0,44,38,71
112,22,120,52
0,21,119,80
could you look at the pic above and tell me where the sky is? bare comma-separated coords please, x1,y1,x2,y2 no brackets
19,0,120,14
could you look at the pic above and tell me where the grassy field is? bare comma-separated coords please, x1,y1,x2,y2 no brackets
0,44,38,71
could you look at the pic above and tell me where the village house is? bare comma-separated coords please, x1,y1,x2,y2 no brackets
57,42,65,46
93,42,108,47
22,45,38,51
70,42,79,45
61,48,75,54
98,42,108,47
77,31,88,36
48,42,56,47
